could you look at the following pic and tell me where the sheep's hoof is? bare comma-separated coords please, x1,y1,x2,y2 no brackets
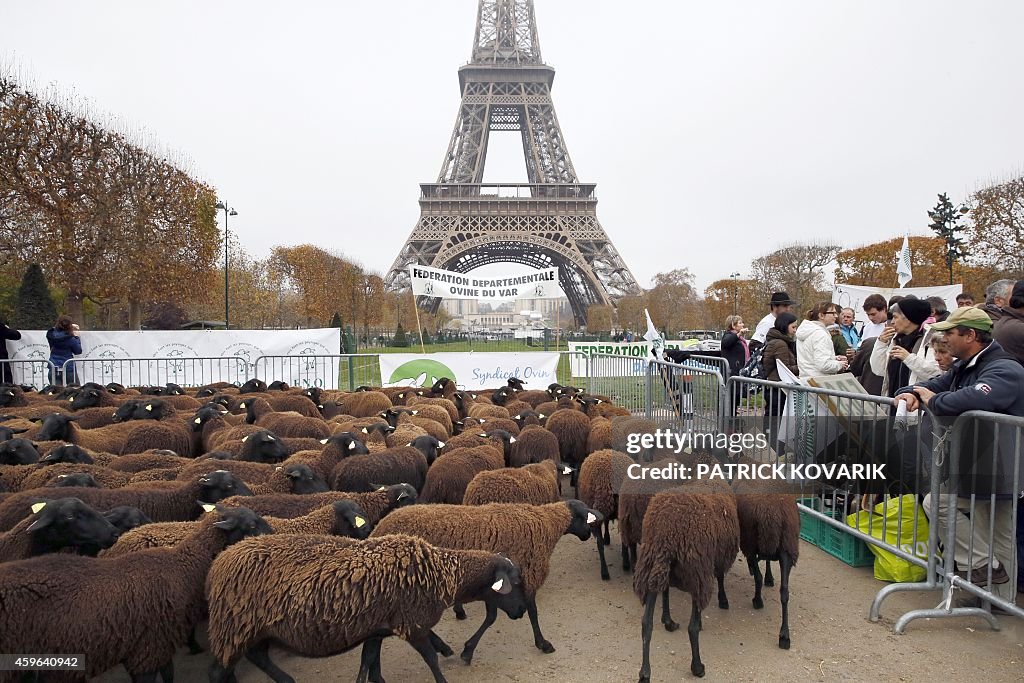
453,606,467,620
638,676,650,683
536,640,555,654
435,642,454,658
601,569,610,581
779,635,791,650
662,619,679,632
691,662,706,677
752,596,764,610
460,649,474,665
718,598,730,610
764,575,775,587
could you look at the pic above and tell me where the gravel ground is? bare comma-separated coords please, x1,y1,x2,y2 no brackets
96,526,1023,683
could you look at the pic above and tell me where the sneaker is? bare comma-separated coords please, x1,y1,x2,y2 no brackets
955,564,1009,586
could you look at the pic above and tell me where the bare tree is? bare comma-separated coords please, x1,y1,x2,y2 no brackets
967,175,1024,277
749,243,841,312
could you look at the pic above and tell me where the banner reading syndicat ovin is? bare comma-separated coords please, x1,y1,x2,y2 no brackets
379,352,560,389
408,264,561,299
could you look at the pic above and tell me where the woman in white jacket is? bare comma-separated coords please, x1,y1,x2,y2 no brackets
795,303,850,378
869,297,940,397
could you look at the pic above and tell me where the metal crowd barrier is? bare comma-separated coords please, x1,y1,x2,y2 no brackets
646,357,725,434
0,358,57,390
63,356,250,388
874,410,1024,630
252,354,381,391
585,353,651,414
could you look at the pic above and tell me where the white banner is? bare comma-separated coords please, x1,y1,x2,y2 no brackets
408,264,561,299
5,328,341,389
378,352,560,389
832,284,963,324
567,341,725,378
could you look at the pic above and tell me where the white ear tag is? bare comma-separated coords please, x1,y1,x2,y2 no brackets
267,436,275,441
242,435,249,442
348,442,356,450
509,437,516,443
239,402,246,408
491,578,505,592
202,504,216,513
275,466,282,471
145,405,153,412
586,512,597,524
194,417,202,424
437,441,445,448
31,502,47,513
361,427,368,433
538,413,546,418
411,410,419,415
562,465,573,475
398,491,409,500
320,438,329,445
354,516,366,528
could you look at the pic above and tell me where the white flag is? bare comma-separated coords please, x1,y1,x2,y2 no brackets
896,234,913,288
643,309,665,363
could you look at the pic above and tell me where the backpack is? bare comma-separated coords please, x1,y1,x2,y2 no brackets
737,344,768,382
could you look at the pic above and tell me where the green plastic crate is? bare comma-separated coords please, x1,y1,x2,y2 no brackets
797,497,820,543
797,496,874,567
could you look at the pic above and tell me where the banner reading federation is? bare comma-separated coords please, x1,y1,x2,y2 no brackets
409,265,561,299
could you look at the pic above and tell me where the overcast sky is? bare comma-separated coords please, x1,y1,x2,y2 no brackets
3,0,1023,294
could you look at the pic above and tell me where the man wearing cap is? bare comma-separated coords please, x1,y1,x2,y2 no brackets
751,292,795,350
897,306,1024,609
869,297,939,399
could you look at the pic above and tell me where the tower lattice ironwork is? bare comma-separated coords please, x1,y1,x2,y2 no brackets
384,0,641,325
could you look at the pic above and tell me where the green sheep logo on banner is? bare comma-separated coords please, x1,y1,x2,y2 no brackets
388,359,456,388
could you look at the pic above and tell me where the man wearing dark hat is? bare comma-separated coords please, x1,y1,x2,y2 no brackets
869,296,938,399
897,306,1024,609
993,280,1024,365
751,292,795,350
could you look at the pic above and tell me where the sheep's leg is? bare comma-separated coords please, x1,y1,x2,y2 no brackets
525,594,555,653
408,631,448,683
187,625,203,654
207,659,240,683
638,591,658,683
764,560,775,587
159,661,174,683
453,602,467,620
629,543,637,571
687,597,706,678
621,540,631,571
778,551,793,650
660,588,679,631
602,519,611,545
244,641,296,683
716,568,729,610
748,555,765,610
571,469,580,500
595,530,610,580
357,637,385,683
460,599,498,664
429,630,454,657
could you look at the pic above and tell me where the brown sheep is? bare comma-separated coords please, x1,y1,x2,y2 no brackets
463,460,560,506
331,445,429,493
239,393,320,418
220,483,416,523
336,391,393,418
513,390,552,408
578,449,635,580
205,533,526,682
509,425,560,469
240,397,330,439
467,403,511,421
420,445,505,504
634,483,740,680
407,395,460,425
0,497,119,561
395,404,453,435
586,416,613,454
545,408,591,496
476,417,520,436
371,499,601,658
106,450,194,473
610,416,659,458
18,464,133,491
0,505,271,681
510,410,546,430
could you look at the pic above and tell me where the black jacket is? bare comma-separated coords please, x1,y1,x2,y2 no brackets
720,331,747,376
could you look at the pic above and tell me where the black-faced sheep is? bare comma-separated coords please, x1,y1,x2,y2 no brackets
239,393,323,421
406,394,459,425
17,463,131,491
232,429,289,463
0,471,252,531
33,413,192,457
545,408,591,496
238,378,268,394
510,409,546,430
332,445,429,493
372,499,602,660
0,497,119,561
510,424,560,469
0,437,39,465
463,460,560,506
0,505,271,680
578,448,636,580
421,445,505,504
48,472,99,488
205,533,526,683
111,397,176,423
634,484,740,681
221,483,416,524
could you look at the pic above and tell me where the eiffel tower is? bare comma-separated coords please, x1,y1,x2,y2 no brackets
383,0,641,326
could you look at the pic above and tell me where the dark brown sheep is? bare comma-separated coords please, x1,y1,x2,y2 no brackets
205,534,526,682
477,417,520,436
586,416,613,454
372,499,601,659
336,390,393,418
509,424,560,469
238,393,321,418
420,445,505,504
0,497,119,561
18,463,132,491
634,483,740,681
240,396,330,438
220,483,416,523
578,448,635,580
463,460,560,506
545,408,591,496
331,445,429,493
0,505,271,681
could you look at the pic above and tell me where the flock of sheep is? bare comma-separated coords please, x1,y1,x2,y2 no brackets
0,374,800,682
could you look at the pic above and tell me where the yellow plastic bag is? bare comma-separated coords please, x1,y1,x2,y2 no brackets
847,494,930,583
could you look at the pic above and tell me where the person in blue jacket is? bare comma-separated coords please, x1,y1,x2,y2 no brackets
46,315,82,386
896,306,1024,609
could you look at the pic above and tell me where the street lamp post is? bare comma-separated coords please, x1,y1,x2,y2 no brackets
729,272,741,315
215,201,238,328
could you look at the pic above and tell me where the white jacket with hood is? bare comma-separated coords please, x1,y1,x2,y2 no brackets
795,319,844,378
869,325,940,397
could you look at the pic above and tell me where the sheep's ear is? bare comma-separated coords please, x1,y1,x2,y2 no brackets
373,483,387,491
353,516,367,528
30,502,47,514
201,504,216,513
491,577,512,595
319,438,329,445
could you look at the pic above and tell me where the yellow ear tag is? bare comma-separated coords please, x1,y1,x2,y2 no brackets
354,516,366,528
202,504,216,513
194,417,202,424
31,502,46,514
145,404,153,411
